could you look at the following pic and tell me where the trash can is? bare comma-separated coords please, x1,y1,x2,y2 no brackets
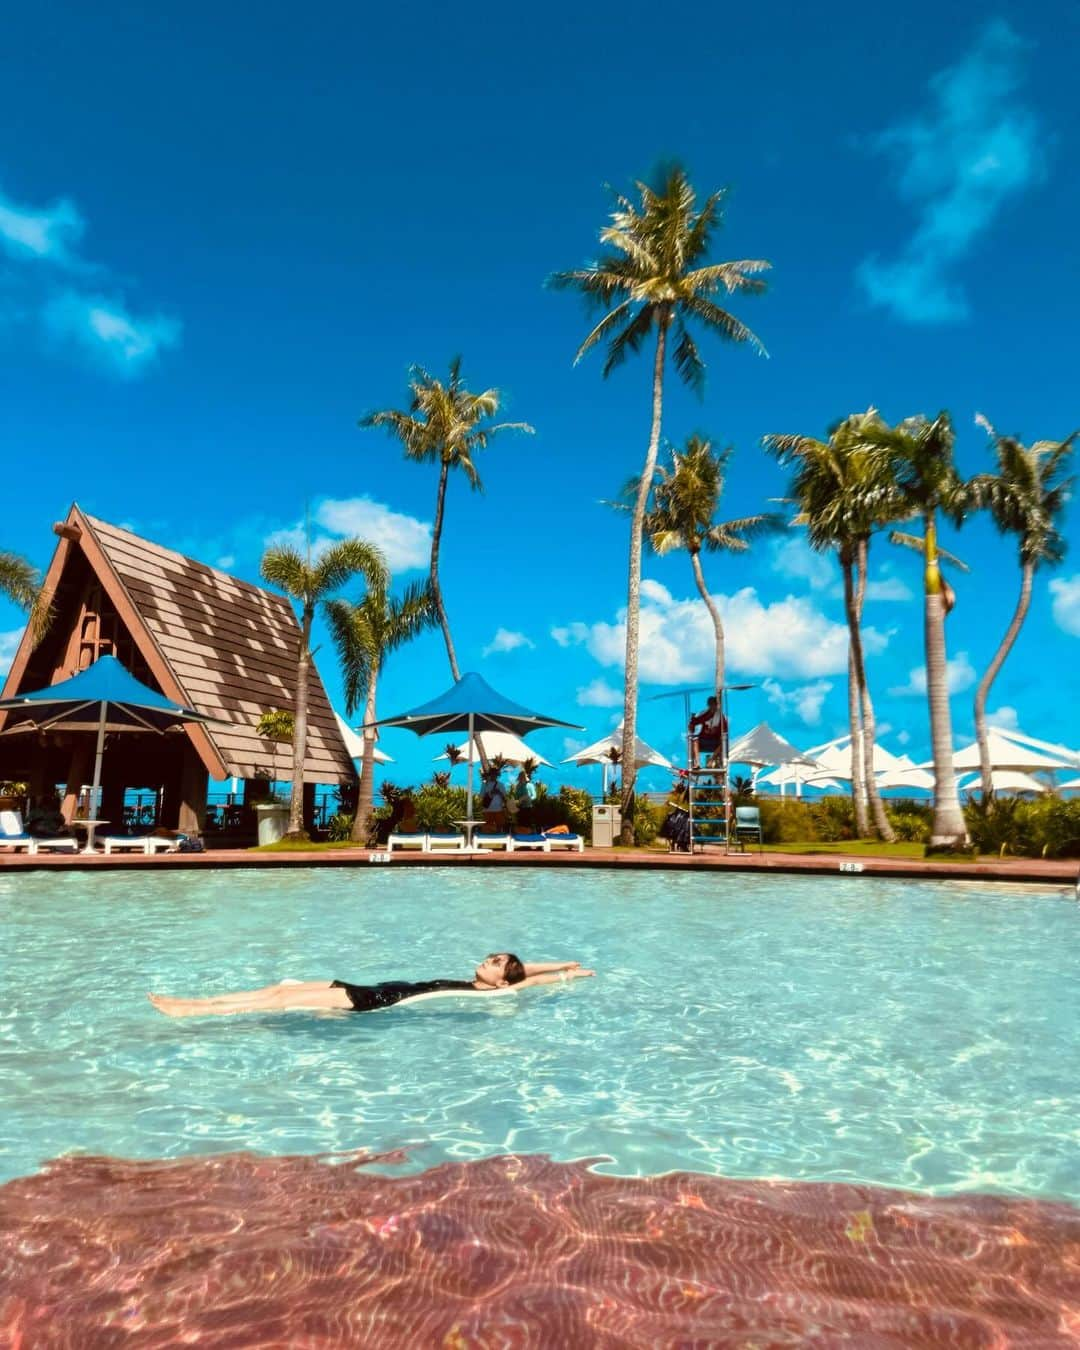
254,802,290,845
591,804,622,848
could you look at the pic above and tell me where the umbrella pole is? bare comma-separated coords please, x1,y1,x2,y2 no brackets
466,712,475,824
90,701,108,822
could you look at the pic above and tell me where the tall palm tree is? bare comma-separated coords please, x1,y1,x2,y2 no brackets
970,417,1075,798
1,550,51,644
764,413,902,841
360,358,532,680
261,539,387,839
325,579,438,843
550,165,769,843
644,435,780,699
856,412,971,849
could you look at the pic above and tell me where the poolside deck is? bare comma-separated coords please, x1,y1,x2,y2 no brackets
1,844,1076,886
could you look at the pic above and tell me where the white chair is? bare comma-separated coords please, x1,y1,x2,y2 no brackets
0,809,37,853
473,834,513,852
387,832,427,852
103,835,182,855
425,833,466,852
508,834,550,853
544,832,585,853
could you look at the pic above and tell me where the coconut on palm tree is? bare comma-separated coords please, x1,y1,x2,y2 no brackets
550,164,768,842
260,538,387,840
325,579,438,843
360,358,532,681
763,412,902,841
856,412,972,849
970,416,1075,798
1,550,51,644
645,435,780,701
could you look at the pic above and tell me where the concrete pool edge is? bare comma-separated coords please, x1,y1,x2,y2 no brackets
2,845,1076,886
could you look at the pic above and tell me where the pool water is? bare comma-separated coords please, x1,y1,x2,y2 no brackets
2,866,1078,1202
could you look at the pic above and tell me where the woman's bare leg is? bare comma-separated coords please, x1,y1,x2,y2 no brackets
148,982,353,1018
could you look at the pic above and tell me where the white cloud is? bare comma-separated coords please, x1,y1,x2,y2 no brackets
0,627,25,676
316,498,431,574
762,676,834,726
482,628,534,658
0,190,84,264
864,575,913,602
771,535,834,591
0,181,179,377
562,737,588,758
857,21,1044,324
553,580,884,684
1049,575,1080,636
41,291,180,376
896,729,911,746
889,650,976,697
576,678,623,707
987,705,1019,730
215,554,236,571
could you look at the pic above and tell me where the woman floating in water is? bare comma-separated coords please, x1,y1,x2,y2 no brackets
148,953,594,1017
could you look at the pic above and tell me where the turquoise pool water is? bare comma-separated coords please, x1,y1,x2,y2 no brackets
2,867,1078,1201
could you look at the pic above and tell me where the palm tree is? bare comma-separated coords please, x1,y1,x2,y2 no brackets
856,412,971,849
764,413,902,841
325,580,437,843
550,164,768,842
970,417,1075,798
261,539,387,839
645,435,780,699
1,550,51,644
360,358,533,680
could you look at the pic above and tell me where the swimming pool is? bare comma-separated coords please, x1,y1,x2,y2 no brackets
3,866,1078,1203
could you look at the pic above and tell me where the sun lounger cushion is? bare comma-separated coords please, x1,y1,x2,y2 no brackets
544,832,585,851
387,833,427,851
425,833,465,851
509,835,549,852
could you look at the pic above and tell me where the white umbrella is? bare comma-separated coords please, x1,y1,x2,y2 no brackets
563,721,672,790
435,731,551,767
1059,777,1080,793
876,765,935,792
936,729,1076,774
728,722,822,770
334,712,391,764
989,727,1080,768
809,734,910,779
958,769,1049,796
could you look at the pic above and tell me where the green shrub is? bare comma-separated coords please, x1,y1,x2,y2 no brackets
326,812,355,842
807,796,855,842
886,801,931,843
413,782,469,832
962,796,1080,858
631,798,664,847
757,798,815,843
530,784,593,839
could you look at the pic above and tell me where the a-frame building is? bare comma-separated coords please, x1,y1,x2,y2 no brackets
0,505,355,834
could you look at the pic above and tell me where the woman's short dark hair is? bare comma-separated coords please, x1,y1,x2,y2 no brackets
502,953,526,984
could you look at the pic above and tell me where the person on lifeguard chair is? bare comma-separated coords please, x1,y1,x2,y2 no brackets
688,695,727,769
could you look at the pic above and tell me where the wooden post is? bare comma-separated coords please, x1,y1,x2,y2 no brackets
179,747,209,836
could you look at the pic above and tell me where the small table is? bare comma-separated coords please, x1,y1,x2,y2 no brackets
453,819,485,849
71,819,111,854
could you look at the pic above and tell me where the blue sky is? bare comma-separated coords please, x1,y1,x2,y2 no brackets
1,0,1077,792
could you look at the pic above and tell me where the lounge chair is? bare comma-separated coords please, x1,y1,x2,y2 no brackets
733,806,763,850
387,832,428,852
543,831,585,853
102,834,182,855
508,834,550,853
473,833,513,852
425,832,466,852
0,809,37,853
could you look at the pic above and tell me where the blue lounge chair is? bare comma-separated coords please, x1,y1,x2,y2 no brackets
425,832,466,852
387,832,427,852
0,809,36,853
543,831,585,853
509,834,550,853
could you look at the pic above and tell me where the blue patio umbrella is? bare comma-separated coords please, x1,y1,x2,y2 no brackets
0,655,224,822
371,671,582,822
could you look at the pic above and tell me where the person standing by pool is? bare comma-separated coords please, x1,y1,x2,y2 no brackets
148,953,594,1017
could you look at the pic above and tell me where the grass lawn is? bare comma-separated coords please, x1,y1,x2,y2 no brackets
250,839,364,852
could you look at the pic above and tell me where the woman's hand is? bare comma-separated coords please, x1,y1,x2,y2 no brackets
566,967,594,979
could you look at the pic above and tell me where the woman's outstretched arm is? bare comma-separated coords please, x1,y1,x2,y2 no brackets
517,968,595,988
522,961,582,975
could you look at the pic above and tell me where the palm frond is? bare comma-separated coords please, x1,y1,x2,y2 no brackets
887,530,970,572
682,295,768,356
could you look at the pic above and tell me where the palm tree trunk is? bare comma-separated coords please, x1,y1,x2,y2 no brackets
924,511,967,847
689,548,725,693
974,560,1033,799
841,551,869,837
855,538,895,842
620,314,669,845
430,459,460,681
351,659,380,844
288,606,312,838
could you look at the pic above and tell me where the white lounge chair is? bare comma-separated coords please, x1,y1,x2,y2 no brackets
0,809,37,853
425,832,466,852
543,831,585,853
508,834,550,853
387,832,427,852
473,833,513,852
103,835,182,855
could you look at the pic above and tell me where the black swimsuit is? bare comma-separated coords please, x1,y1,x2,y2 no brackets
330,979,478,1012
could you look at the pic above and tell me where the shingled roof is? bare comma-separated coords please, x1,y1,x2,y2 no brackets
1,505,356,784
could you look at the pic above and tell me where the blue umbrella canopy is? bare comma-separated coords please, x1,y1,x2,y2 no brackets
371,672,581,826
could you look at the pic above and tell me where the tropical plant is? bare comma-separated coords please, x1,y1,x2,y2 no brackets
969,417,1075,798
325,579,437,843
645,435,780,698
444,743,465,767
550,164,768,842
360,358,533,679
763,412,902,841
856,412,972,848
261,537,387,840
0,550,51,644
